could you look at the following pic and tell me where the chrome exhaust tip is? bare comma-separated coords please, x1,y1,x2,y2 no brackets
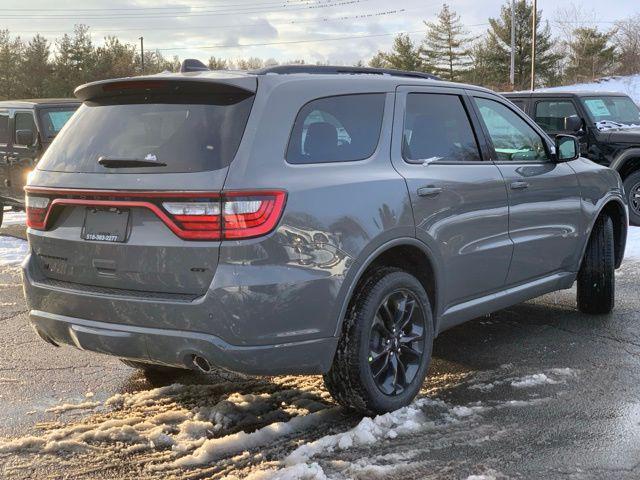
192,355,212,373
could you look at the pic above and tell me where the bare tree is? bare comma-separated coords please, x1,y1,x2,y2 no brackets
613,14,640,75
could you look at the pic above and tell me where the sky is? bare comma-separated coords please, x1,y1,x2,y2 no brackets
1,0,639,65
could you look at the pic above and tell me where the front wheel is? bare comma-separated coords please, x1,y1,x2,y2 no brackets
324,268,434,414
577,215,615,314
623,171,640,226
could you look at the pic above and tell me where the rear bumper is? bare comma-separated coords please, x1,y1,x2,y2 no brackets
28,309,337,375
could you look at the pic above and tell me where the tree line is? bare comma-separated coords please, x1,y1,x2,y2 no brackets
1,0,639,100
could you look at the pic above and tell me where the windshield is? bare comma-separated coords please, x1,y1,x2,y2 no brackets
37,93,254,174
38,106,79,140
581,96,640,128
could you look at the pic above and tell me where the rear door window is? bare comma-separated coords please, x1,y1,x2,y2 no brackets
403,93,481,162
534,100,579,133
286,93,385,164
37,93,254,173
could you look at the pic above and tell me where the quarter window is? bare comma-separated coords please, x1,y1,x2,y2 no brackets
534,100,579,132
14,112,36,145
286,94,385,164
403,93,480,162
475,97,549,162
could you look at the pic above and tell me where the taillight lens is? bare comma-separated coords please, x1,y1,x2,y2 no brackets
22,189,286,241
161,191,286,240
25,195,50,229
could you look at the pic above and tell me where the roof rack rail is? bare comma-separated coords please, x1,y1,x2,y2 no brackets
180,59,209,73
251,65,440,81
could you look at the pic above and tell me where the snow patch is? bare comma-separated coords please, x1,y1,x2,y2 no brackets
538,74,640,105
510,373,558,389
2,211,26,226
45,401,101,414
0,235,28,266
625,227,640,261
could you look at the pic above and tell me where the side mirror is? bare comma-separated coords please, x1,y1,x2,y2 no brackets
555,134,579,162
15,129,35,147
563,115,583,132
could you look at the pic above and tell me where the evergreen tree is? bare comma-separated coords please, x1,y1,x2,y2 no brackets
208,56,229,70
368,34,427,72
565,28,616,83
19,34,51,98
479,0,560,90
95,37,137,80
0,30,23,99
422,4,473,81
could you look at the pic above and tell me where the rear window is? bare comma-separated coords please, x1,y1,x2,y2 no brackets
37,93,254,173
286,93,385,164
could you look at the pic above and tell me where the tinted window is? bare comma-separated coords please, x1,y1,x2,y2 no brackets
286,94,385,164
534,100,579,132
38,93,254,174
14,112,36,145
38,106,79,140
0,111,8,145
403,93,480,162
475,97,548,161
509,99,526,111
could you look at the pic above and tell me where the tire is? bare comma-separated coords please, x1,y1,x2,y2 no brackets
623,170,640,226
323,268,434,414
577,215,615,314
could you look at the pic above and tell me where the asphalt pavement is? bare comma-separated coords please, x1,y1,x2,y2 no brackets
1,220,640,480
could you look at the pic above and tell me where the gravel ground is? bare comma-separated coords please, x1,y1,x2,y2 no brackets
1,218,640,480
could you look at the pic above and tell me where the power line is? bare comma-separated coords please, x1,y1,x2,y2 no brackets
12,9,406,34
0,0,315,11
155,29,427,51
0,0,368,20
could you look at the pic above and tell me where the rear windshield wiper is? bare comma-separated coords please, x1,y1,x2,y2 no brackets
98,156,167,168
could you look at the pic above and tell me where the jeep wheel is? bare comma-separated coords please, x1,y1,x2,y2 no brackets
623,171,640,226
577,215,615,314
323,268,433,414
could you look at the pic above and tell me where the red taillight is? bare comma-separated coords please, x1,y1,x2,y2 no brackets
25,195,50,229
24,189,287,241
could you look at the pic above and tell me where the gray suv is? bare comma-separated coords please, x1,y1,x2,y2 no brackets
22,64,628,413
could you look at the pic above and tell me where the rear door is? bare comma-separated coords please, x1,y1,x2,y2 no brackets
0,109,11,202
470,92,583,285
391,86,512,313
9,110,38,200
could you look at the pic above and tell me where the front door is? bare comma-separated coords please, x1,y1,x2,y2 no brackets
391,86,513,313
471,93,583,285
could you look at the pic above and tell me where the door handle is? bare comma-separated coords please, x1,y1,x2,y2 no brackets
417,186,442,197
510,181,530,190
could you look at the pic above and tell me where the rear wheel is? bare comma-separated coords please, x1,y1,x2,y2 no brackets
623,170,640,226
324,268,433,414
577,215,615,314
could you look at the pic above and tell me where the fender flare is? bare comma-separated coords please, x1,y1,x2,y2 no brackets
331,236,443,338
577,195,628,270
609,148,640,175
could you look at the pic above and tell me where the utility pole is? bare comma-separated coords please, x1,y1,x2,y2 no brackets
530,0,537,91
139,36,145,74
510,0,515,88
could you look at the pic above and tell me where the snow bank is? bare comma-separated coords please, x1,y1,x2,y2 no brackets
0,235,28,266
2,211,26,226
538,74,640,105
625,227,640,260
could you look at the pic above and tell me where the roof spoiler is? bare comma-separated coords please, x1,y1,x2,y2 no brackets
74,75,257,102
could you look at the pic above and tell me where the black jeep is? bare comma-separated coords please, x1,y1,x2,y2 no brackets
0,99,80,226
503,91,640,224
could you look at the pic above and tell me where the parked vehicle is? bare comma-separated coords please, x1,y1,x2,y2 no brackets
0,99,80,226
22,63,627,413
503,91,640,225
